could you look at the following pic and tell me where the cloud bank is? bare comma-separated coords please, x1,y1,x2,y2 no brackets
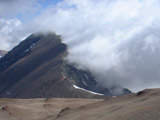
0,18,23,50
2,0,160,92
0,0,42,50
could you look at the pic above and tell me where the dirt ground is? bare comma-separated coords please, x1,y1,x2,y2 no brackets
1,88,160,120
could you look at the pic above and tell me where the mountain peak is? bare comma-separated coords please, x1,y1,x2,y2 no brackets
0,32,131,98
0,32,65,73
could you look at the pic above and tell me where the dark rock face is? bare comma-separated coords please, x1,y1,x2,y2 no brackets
63,64,131,96
0,32,131,98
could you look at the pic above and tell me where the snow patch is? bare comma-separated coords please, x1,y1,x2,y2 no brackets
73,85,104,96
112,96,117,98
63,75,66,79
24,48,30,53
82,81,88,86
85,74,89,79
30,43,35,49
24,43,35,53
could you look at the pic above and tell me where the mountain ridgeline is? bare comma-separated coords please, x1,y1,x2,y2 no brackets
0,33,131,98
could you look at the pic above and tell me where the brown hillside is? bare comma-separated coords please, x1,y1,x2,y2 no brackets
0,88,160,120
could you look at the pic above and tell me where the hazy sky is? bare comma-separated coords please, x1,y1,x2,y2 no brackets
1,0,160,92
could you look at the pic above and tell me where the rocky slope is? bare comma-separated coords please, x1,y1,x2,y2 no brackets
0,32,131,98
0,88,160,120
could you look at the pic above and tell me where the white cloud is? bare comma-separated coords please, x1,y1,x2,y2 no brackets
0,18,22,50
29,0,160,92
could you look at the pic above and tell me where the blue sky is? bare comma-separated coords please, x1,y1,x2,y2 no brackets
39,0,63,8
16,0,64,23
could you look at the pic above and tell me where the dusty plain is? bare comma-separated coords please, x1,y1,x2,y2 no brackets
1,88,160,120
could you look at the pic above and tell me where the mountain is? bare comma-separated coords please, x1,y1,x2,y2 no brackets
0,32,131,98
0,50,7,58
0,88,160,120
